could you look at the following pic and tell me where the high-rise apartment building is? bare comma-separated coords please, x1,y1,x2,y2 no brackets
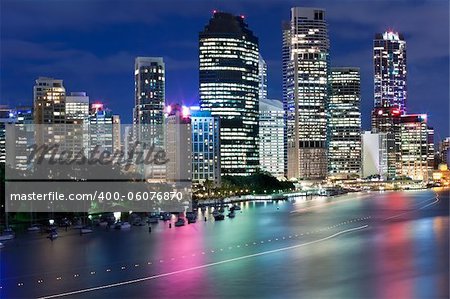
199,11,259,176
328,68,362,179
259,98,285,179
283,7,330,180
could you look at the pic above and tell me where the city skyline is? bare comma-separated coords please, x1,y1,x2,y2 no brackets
1,1,448,140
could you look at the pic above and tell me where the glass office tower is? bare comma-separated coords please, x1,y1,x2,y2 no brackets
199,11,259,176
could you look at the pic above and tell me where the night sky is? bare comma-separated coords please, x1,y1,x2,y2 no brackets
1,0,448,139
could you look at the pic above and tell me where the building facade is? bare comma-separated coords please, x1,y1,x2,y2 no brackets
283,7,330,180
190,107,221,186
438,137,450,167
88,103,114,154
399,114,430,181
259,99,285,179
165,105,192,182
371,107,401,179
373,31,407,114
362,131,388,179
199,11,259,176
328,67,361,179
65,92,89,123
258,54,268,101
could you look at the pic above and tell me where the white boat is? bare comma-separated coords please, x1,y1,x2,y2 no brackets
0,227,15,241
0,234,14,241
115,222,131,230
80,227,93,234
28,224,41,232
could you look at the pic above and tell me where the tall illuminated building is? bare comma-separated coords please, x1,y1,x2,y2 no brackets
328,68,361,179
112,115,121,153
134,57,165,126
258,54,267,101
33,77,66,152
199,11,259,176
438,137,450,167
2,106,33,169
89,103,114,154
373,31,407,113
165,104,192,182
371,31,407,179
283,7,330,180
33,77,66,124
190,107,221,186
65,92,89,123
134,57,165,155
399,114,430,181
65,92,90,154
259,99,285,179
0,106,14,164
371,107,401,178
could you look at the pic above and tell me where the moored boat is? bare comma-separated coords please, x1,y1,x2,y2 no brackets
27,224,41,232
80,226,93,234
214,213,225,221
115,222,131,230
175,218,186,227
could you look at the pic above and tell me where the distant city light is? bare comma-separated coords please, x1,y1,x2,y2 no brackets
181,105,190,118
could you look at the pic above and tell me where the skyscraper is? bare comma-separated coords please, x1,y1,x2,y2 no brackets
400,114,430,181
33,77,66,124
373,31,407,113
165,104,192,182
89,103,114,154
65,92,89,123
259,98,285,179
258,54,267,101
438,137,450,167
199,11,259,176
134,57,165,126
371,107,401,178
190,107,221,186
33,77,66,150
134,56,165,157
371,31,407,179
328,68,362,179
0,106,14,164
283,7,330,180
